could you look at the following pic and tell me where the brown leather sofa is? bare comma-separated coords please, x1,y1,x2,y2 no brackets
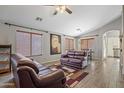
11,54,66,88
60,50,89,69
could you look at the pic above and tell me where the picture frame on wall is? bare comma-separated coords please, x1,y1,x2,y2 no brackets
50,34,61,55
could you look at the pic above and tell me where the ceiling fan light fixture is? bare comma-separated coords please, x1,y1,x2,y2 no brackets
61,5,66,10
56,5,66,13
52,5,72,15
56,6,60,11
60,9,64,13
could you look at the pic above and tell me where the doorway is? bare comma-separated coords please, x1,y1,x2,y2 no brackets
102,30,120,60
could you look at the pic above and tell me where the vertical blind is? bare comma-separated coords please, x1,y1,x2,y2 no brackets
65,38,74,51
16,31,42,56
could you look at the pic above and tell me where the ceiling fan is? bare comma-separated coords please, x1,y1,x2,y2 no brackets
45,5,72,15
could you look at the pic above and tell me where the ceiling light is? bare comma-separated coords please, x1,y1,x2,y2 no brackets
61,6,66,10
60,9,64,13
56,5,66,13
56,6,60,11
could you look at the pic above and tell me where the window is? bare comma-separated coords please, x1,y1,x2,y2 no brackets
16,31,30,56
16,30,42,56
80,38,94,50
65,38,74,51
32,34,42,56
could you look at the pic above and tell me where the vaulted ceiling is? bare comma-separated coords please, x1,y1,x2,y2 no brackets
0,5,122,36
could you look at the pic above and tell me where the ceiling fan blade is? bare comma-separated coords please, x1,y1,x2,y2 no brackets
65,8,72,14
53,10,58,15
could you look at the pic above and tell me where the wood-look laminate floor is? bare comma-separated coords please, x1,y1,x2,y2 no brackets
0,58,124,88
75,58,124,88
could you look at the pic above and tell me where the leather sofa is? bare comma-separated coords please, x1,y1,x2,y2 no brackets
60,51,89,69
11,54,66,88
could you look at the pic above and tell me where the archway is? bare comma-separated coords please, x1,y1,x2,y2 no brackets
102,30,120,60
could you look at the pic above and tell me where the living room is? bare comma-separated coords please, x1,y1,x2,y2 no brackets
0,2,124,89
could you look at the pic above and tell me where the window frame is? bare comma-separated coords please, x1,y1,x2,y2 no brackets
16,30,42,57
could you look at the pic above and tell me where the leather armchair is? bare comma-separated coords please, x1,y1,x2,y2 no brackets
11,54,66,88
17,66,66,88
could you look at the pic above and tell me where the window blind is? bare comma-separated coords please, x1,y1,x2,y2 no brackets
16,31,42,56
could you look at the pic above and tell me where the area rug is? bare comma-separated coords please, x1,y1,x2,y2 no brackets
49,64,89,87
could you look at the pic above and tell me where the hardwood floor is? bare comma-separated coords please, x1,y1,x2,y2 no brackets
0,58,124,88
75,58,124,88
0,72,14,87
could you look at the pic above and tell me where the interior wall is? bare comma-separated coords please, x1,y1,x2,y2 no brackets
121,5,124,75
0,23,75,64
0,16,121,63
103,33,108,59
76,16,122,60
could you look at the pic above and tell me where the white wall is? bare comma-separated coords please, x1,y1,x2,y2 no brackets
0,16,121,63
76,16,122,60
0,23,75,64
121,6,124,75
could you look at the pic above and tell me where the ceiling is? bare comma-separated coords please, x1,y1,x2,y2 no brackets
0,5,122,37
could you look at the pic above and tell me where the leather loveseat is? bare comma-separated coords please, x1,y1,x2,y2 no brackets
60,51,88,69
11,54,66,88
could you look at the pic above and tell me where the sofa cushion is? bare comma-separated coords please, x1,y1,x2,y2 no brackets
39,66,49,71
67,51,75,58
67,51,75,55
73,56,84,60
75,51,85,56
69,58,82,63
68,55,74,58
38,68,52,76
60,58,69,62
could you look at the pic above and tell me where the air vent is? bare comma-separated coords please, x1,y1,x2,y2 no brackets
35,17,43,21
76,28,81,32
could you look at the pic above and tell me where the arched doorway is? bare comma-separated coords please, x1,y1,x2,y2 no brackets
102,30,120,60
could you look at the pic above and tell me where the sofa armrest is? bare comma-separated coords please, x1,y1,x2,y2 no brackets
38,69,66,87
61,54,68,58
81,56,87,61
